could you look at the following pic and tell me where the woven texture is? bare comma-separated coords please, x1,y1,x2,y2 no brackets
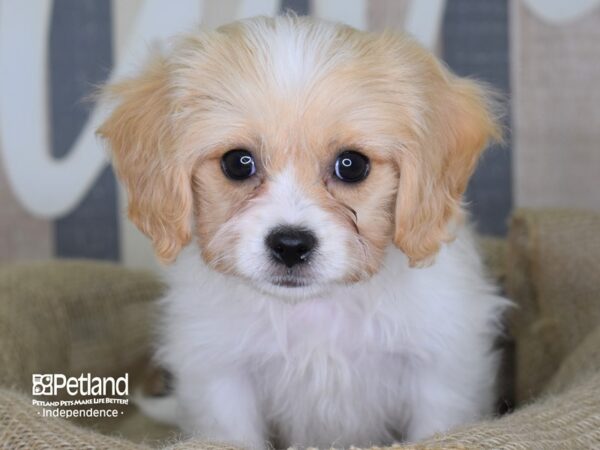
0,260,162,390
415,338,600,449
0,388,143,450
506,209,600,403
1,209,599,449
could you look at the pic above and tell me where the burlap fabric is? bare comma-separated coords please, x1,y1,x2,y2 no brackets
0,261,161,390
1,209,599,449
506,209,600,404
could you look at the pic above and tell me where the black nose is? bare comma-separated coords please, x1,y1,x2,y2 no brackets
266,227,317,268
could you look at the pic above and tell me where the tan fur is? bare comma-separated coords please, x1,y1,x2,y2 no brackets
97,55,193,263
393,68,502,267
98,16,500,270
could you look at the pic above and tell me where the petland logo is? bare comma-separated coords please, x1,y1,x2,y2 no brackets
31,373,129,419
32,373,128,397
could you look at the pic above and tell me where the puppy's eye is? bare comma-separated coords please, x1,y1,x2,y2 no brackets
221,149,256,180
334,151,370,183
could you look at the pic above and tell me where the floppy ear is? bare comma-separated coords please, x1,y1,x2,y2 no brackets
393,69,502,267
98,55,192,263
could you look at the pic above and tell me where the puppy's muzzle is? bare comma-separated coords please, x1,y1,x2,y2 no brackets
266,226,317,268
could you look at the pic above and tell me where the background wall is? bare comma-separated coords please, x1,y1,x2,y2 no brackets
1,0,599,270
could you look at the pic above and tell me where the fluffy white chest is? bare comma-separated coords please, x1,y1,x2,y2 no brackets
157,237,507,448
254,299,413,447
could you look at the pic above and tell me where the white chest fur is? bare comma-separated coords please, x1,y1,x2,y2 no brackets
156,231,508,448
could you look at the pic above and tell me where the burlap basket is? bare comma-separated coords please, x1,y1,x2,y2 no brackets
1,209,599,449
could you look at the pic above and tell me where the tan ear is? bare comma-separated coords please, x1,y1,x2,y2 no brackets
98,55,192,263
394,71,502,267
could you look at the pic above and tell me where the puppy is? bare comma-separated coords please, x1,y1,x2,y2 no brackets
99,15,509,449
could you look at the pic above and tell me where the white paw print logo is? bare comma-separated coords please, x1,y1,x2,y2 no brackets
32,374,53,396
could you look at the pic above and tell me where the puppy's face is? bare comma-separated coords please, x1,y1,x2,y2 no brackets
99,17,500,299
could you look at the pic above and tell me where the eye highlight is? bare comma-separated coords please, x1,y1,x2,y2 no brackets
334,151,370,183
221,149,256,180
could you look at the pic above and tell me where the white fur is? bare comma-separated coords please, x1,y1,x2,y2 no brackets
230,166,352,300
241,17,345,94
151,168,509,449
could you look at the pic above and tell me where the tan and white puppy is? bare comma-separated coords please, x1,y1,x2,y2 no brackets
99,15,509,449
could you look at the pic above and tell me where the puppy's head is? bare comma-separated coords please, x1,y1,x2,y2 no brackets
99,16,500,299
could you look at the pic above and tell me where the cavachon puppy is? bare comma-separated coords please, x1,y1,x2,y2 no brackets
99,15,510,449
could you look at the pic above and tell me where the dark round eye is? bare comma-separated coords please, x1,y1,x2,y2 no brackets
334,151,370,183
221,149,256,180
